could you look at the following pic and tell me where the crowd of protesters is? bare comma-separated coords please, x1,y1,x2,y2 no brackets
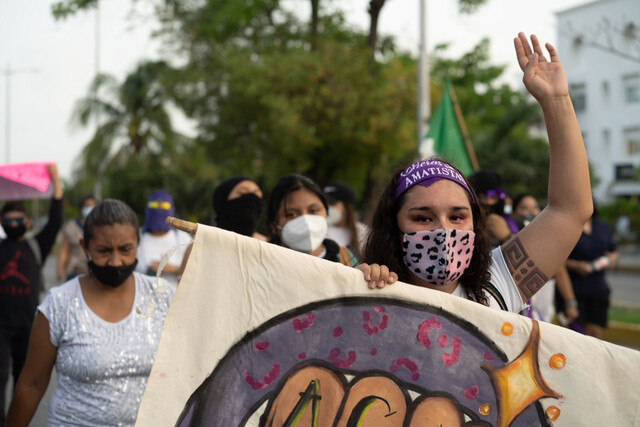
0,32,625,426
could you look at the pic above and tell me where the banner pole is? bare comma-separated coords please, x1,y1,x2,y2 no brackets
448,83,480,171
166,216,198,235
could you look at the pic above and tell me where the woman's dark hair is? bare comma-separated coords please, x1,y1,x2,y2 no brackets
512,193,536,213
83,199,140,248
0,201,27,216
362,158,492,306
267,174,328,245
78,195,97,210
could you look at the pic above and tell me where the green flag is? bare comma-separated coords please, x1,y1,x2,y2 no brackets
424,77,475,176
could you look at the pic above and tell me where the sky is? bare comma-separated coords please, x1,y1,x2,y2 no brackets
0,0,589,182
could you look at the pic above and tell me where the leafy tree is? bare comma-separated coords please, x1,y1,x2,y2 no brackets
51,0,97,20
70,60,193,200
155,4,419,204
59,0,541,222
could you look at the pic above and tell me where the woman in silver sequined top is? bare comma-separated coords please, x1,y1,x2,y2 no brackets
6,199,175,427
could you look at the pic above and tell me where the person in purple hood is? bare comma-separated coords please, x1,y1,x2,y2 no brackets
357,33,593,313
468,170,520,248
136,190,192,287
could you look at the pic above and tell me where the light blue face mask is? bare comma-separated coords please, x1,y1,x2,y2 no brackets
81,206,94,219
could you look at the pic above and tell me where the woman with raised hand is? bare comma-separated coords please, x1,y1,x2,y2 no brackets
359,33,592,312
6,199,175,427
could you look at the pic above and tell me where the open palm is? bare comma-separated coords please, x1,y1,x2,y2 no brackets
514,32,569,102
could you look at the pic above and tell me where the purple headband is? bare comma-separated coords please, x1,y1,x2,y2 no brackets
485,188,506,199
394,160,476,203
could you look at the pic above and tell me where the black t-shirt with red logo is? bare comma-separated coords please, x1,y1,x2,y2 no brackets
0,198,63,329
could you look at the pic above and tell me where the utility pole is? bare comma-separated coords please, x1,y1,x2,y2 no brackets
2,63,40,164
93,0,103,200
417,0,430,154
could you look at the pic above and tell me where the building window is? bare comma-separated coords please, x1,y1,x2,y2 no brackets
615,164,635,180
623,74,640,105
570,83,586,112
625,127,640,155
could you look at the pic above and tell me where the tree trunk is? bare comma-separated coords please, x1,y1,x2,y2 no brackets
367,0,386,51
310,0,319,50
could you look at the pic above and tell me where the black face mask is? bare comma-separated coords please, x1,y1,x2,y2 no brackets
88,259,138,288
3,224,26,240
487,199,506,216
216,194,265,236
516,213,537,228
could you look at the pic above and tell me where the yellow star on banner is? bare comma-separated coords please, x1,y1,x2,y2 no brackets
482,319,561,427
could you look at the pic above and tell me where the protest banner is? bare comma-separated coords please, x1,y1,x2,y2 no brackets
137,224,640,426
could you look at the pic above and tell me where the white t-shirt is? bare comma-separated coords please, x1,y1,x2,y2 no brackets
136,229,193,287
38,273,175,427
525,278,556,322
452,247,526,312
326,222,369,249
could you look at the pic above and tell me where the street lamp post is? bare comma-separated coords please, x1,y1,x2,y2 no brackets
417,0,430,153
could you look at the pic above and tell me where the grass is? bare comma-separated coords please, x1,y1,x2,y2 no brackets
609,306,640,325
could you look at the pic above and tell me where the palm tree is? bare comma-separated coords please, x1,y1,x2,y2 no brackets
71,60,189,198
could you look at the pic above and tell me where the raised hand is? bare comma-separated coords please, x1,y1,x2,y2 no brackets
514,32,569,103
47,162,64,199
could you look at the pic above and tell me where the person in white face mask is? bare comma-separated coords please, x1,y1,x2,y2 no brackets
267,174,358,267
357,33,594,314
323,182,369,256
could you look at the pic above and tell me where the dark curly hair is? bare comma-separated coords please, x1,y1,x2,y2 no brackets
362,158,492,306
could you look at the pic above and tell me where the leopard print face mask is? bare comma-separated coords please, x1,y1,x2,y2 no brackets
402,229,475,286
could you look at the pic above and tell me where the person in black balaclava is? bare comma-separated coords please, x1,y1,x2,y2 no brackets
468,170,519,248
213,176,267,241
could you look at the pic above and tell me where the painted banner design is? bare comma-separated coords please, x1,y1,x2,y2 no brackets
137,225,640,426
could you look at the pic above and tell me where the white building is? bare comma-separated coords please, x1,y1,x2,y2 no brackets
557,0,640,204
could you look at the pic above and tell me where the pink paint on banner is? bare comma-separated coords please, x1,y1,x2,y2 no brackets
0,162,53,192
416,317,442,348
442,336,462,367
328,348,356,368
464,384,479,400
437,333,448,347
483,351,494,362
390,358,420,381
243,363,280,390
292,312,315,333
255,341,269,351
362,310,388,335
333,327,343,337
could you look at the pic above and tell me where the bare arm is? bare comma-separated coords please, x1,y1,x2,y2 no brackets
566,258,593,277
486,214,514,245
47,164,63,200
6,313,57,426
502,33,593,302
604,250,619,269
554,266,579,322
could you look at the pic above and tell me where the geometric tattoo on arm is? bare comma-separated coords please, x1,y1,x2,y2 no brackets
502,237,550,300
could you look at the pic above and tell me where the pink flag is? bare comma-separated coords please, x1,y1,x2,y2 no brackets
0,162,55,201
